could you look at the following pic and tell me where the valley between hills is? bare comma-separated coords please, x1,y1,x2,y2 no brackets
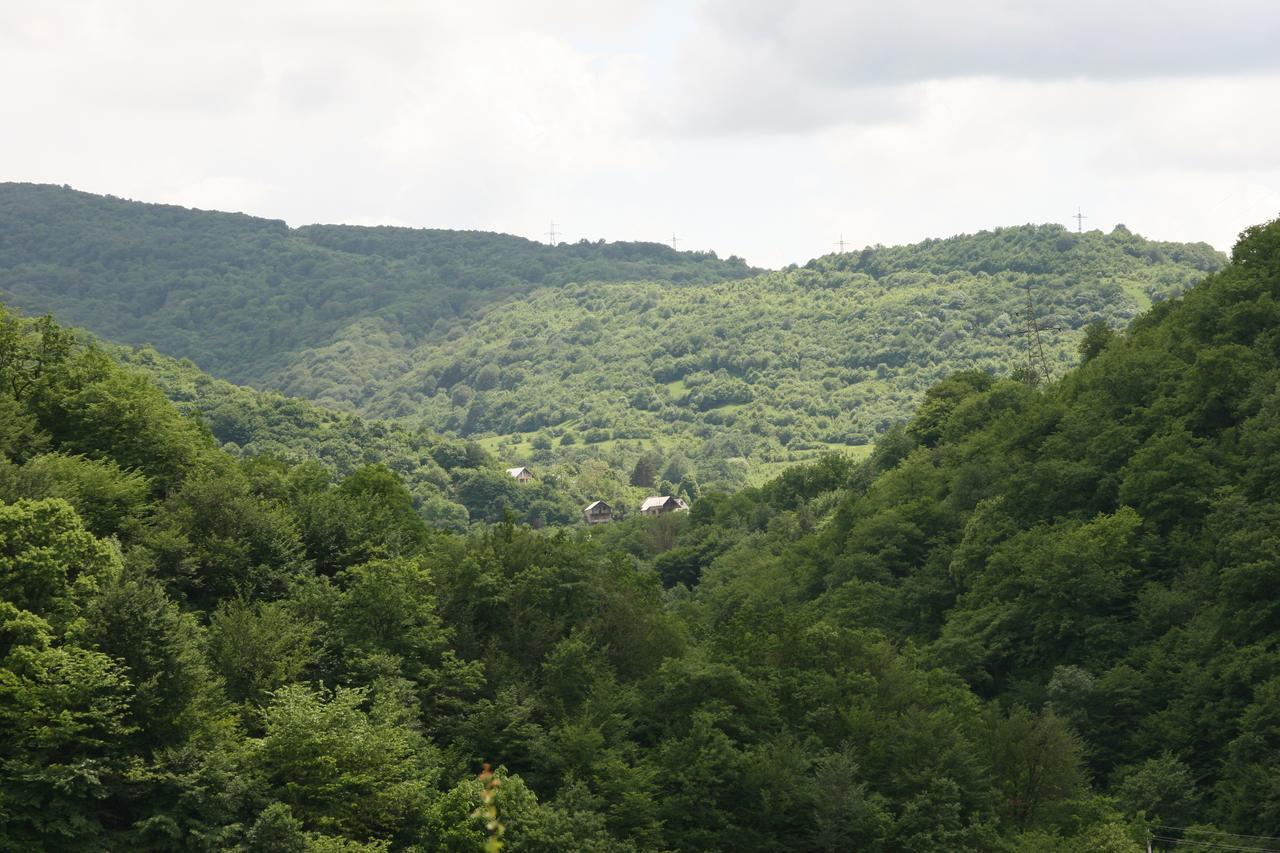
2,181,1278,851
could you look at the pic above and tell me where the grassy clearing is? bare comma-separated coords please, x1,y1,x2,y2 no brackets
745,444,873,486
1120,279,1153,313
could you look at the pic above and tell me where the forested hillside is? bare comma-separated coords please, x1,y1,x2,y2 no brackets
2,213,1278,850
372,224,1221,472
114,345,704,526
345,224,1219,499
0,183,753,392
655,216,1280,845
109,344,581,530
0,185,1223,495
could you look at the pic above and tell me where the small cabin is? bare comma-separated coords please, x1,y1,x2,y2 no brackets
506,466,533,482
583,500,613,525
640,495,688,516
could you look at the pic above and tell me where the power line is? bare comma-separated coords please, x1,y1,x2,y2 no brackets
1152,836,1279,852
545,220,561,246
1158,828,1280,843
671,233,680,250
1073,207,1087,234
834,234,848,253
1014,281,1058,384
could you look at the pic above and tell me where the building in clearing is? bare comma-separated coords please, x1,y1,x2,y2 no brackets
506,466,533,482
639,495,688,516
583,500,613,525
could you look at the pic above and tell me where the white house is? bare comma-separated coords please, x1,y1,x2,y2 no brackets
640,495,688,516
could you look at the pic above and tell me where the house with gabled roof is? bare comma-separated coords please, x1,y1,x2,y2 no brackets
506,466,533,482
640,495,688,516
583,500,613,525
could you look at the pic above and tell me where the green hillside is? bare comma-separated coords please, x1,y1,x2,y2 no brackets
3,214,1277,850
0,183,754,394
355,224,1221,486
117,343,590,529
110,344,701,525
653,215,1280,842
0,185,1224,497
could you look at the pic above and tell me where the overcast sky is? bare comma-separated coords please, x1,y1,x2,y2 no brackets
3,0,1279,267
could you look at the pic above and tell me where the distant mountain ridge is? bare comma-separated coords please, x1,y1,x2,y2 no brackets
1,205,1276,849
346,222,1223,486
0,183,1226,493
0,183,755,389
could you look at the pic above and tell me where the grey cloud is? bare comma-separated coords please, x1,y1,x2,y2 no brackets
651,0,1280,135
644,69,919,136
700,0,1280,84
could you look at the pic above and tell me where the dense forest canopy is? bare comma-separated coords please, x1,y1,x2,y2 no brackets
110,344,582,531
0,185,1224,496
2,205,1279,850
371,224,1219,483
0,183,754,389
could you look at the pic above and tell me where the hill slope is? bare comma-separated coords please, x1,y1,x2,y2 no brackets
3,210,1277,850
0,183,754,393
665,215,1280,838
115,341,591,528
357,224,1221,483
0,185,1225,493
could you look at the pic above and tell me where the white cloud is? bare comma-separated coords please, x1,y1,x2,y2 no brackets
0,1,1276,267
704,1,1279,82
654,0,1280,135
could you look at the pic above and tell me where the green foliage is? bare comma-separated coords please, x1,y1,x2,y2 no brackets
1112,751,1198,823
628,456,657,489
677,215,1280,844
207,598,317,706
0,453,150,538
0,186,1222,495
0,602,135,850
115,344,580,529
0,497,121,629
1078,319,1116,362
79,572,219,748
985,706,1086,829
252,684,438,843
148,468,306,607
0,183,751,393
335,557,451,680
355,224,1216,490
5,209,1280,850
